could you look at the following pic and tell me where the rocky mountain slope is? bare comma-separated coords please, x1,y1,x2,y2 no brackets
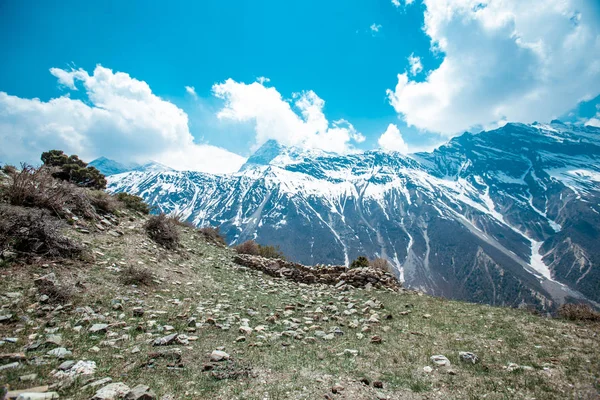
2,203,599,399
104,122,600,309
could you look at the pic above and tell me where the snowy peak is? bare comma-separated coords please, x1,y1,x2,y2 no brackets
107,122,600,310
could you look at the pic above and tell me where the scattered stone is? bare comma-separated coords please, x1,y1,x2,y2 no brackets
0,314,13,323
46,348,71,359
19,373,37,382
370,335,383,344
153,333,178,346
15,393,59,400
423,314,431,319
91,382,131,400
343,349,358,356
210,350,230,362
430,355,451,367
90,324,109,334
132,308,145,317
125,385,156,400
331,384,344,394
373,381,383,389
459,351,479,364
0,361,20,371
423,366,433,373
57,360,75,371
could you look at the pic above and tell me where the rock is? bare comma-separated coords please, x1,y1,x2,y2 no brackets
331,384,344,394
322,333,335,340
370,335,383,344
423,366,433,373
89,346,100,353
53,360,97,380
57,360,75,371
343,349,358,356
90,324,109,334
459,351,479,364
92,382,131,400
209,350,230,362
153,333,178,346
19,374,37,382
125,385,156,400
15,393,59,400
0,314,13,323
0,361,20,371
430,355,451,367
46,348,71,359
238,326,253,335
373,381,383,389
506,363,520,372
423,314,432,319
132,308,145,317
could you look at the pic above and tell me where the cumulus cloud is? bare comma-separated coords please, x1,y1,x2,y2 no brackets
0,66,245,173
185,85,198,99
408,53,423,76
212,79,365,153
378,124,409,153
387,0,600,136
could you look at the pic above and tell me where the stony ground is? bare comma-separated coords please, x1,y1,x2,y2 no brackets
1,211,599,400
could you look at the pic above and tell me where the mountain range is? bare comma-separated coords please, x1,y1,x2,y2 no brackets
97,121,600,310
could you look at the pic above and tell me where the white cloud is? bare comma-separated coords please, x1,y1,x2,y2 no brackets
392,0,413,6
585,118,600,127
212,79,365,153
387,0,600,136
185,85,198,99
378,124,409,153
370,23,382,33
408,53,423,76
0,66,245,174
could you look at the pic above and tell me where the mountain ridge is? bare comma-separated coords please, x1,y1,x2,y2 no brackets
105,121,600,309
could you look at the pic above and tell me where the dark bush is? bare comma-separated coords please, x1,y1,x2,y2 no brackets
144,213,180,249
121,265,154,286
115,192,150,214
558,303,600,322
370,257,394,274
234,240,260,256
350,256,370,269
0,205,83,258
198,226,227,246
41,150,107,190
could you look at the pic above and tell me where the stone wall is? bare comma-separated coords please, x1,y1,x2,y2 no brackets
232,254,402,291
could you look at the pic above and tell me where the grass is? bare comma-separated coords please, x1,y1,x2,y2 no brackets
0,212,599,399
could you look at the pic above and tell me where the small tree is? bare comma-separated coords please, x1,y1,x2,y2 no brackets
350,256,369,269
41,150,107,190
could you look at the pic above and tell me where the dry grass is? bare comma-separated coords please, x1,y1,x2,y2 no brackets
558,303,600,322
120,265,154,286
144,213,180,249
234,239,260,256
0,205,83,259
370,257,394,274
198,226,227,246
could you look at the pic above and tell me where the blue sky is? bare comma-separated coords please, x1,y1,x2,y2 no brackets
1,0,599,172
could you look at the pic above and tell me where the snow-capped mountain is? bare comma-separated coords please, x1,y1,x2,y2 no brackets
103,121,600,309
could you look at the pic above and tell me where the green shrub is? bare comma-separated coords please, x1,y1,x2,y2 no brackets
116,192,150,214
89,190,119,214
350,256,369,269
144,213,180,249
41,150,107,190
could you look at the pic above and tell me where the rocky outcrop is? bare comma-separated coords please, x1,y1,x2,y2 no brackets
233,254,402,291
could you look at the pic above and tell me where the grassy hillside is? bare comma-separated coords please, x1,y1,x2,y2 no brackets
0,168,599,399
